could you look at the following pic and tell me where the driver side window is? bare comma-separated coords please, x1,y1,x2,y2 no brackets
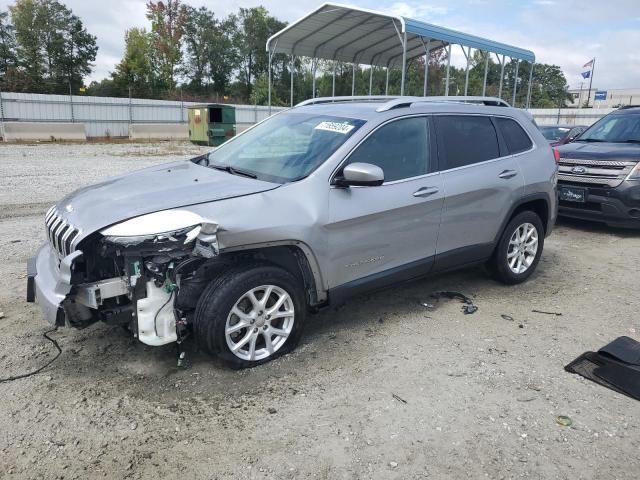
345,117,430,182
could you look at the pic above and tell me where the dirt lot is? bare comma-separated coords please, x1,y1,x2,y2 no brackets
0,141,639,480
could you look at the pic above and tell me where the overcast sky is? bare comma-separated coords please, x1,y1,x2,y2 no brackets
2,0,639,90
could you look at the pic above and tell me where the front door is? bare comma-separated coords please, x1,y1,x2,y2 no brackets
327,116,443,290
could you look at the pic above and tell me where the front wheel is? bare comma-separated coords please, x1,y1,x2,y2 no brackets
488,211,544,284
193,264,306,368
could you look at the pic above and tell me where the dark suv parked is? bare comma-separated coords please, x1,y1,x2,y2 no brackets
556,106,640,228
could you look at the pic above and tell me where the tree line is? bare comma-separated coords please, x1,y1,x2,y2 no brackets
0,0,573,108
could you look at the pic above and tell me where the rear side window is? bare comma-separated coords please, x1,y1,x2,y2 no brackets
346,117,430,182
436,115,500,169
495,117,533,154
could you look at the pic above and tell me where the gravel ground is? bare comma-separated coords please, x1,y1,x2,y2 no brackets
0,141,639,480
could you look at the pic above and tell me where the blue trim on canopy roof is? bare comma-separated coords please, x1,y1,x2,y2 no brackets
403,18,535,62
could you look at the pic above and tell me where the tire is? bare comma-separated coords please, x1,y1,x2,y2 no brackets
193,263,306,368
488,210,545,285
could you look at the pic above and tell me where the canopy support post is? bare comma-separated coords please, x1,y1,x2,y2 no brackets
369,66,373,96
511,59,519,106
385,68,389,95
482,51,489,96
526,62,535,109
497,54,506,98
421,38,431,97
312,59,317,99
462,45,471,96
332,64,336,96
444,44,452,96
400,31,407,95
267,39,278,114
290,54,294,107
352,63,356,96
268,48,272,114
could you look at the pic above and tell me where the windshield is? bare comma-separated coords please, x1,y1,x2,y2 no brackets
577,114,640,143
206,112,365,183
539,126,570,141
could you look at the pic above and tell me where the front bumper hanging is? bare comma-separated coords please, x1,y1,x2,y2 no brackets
27,243,82,326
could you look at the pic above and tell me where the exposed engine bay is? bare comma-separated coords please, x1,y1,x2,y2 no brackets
63,218,223,347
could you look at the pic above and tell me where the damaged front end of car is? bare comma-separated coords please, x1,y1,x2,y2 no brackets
28,207,224,347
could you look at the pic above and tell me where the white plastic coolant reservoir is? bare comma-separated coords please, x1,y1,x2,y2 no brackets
137,281,178,346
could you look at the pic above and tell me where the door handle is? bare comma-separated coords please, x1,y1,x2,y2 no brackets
498,169,518,179
413,186,439,197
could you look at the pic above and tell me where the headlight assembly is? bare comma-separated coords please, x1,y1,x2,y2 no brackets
100,211,220,256
100,210,203,237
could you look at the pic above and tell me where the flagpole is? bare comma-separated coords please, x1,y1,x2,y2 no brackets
586,58,595,108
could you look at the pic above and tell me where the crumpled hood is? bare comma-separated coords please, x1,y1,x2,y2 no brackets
52,159,278,241
557,141,640,161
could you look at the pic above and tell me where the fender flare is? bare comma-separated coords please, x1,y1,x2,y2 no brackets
493,192,553,246
221,240,327,304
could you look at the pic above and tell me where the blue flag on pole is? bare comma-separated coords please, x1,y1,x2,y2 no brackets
581,70,591,79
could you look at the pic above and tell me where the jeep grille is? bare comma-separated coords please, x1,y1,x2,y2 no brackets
45,207,80,258
558,158,638,187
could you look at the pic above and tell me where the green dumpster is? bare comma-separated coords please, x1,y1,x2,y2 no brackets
187,104,236,147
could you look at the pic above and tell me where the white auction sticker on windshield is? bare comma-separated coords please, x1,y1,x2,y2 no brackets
315,121,355,134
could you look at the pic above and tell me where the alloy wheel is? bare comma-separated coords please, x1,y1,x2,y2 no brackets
224,285,295,361
507,222,539,274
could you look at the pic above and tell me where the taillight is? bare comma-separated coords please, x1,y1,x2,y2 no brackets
552,148,561,164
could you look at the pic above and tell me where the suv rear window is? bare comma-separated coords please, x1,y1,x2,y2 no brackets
495,117,533,154
436,115,500,169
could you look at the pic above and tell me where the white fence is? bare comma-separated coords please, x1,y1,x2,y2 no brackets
528,108,613,126
0,92,286,138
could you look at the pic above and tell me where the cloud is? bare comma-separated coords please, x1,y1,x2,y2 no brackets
388,2,448,18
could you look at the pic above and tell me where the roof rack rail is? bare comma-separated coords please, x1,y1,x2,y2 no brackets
618,105,640,110
295,95,512,111
296,96,400,107
376,96,511,112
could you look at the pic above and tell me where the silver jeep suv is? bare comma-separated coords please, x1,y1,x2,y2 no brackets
27,96,557,368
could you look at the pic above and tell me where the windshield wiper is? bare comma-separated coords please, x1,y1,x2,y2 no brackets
576,138,605,142
210,163,258,179
622,139,640,143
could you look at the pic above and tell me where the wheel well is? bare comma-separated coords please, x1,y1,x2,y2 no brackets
224,246,320,306
510,199,549,235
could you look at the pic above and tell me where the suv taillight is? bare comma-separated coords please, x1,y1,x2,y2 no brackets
552,148,561,164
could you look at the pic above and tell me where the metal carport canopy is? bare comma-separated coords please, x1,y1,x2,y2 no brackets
266,3,535,68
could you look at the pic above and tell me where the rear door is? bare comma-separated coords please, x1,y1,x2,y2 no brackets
434,114,525,268
327,116,444,289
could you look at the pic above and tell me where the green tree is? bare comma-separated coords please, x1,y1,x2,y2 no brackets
110,27,158,97
0,11,17,76
54,15,98,93
146,0,186,90
9,0,96,93
231,7,286,101
181,6,237,96
9,0,45,90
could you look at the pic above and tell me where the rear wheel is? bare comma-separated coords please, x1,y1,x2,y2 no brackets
193,264,306,368
488,211,544,284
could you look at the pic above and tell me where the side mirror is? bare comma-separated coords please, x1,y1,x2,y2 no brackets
334,162,384,187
